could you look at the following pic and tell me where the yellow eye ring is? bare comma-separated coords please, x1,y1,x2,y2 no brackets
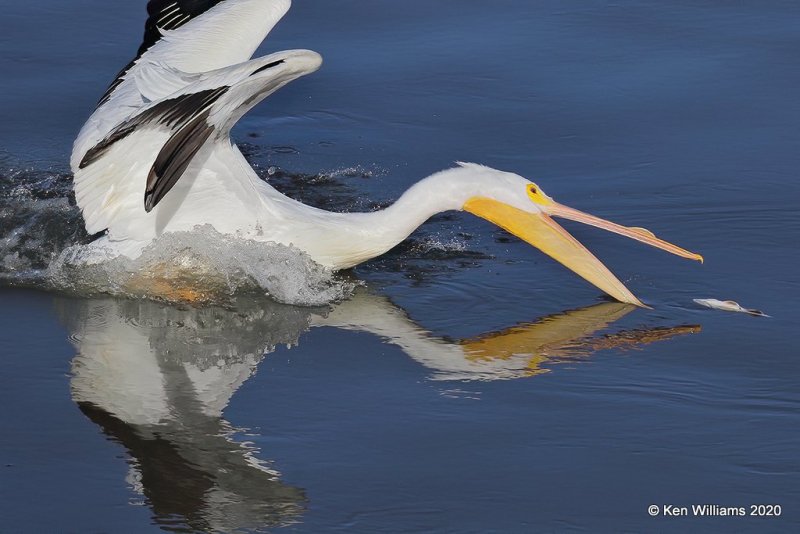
527,183,552,206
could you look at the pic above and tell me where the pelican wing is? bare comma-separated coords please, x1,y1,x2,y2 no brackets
81,86,229,212
72,0,292,169
76,72,245,235
97,0,230,106
71,0,320,242
99,0,291,106
141,0,233,55
74,52,319,238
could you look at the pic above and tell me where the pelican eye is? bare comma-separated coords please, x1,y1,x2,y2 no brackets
527,183,552,206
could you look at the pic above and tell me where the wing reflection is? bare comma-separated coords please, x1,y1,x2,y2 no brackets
56,291,699,530
57,297,311,533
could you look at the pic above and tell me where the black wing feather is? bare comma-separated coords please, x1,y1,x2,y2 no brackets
144,110,215,212
79,123,139,169
81,86,230,211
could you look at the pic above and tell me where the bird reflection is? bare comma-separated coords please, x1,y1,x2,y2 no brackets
56,291,699,531
57,297,311,532
313,292,699,380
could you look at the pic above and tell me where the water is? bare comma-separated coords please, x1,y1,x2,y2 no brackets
1,1,799,532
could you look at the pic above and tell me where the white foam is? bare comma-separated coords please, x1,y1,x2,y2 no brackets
47,225,357,306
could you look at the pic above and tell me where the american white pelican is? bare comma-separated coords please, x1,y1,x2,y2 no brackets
71,0,702,306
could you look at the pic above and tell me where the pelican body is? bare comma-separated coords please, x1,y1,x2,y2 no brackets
71,0,702,306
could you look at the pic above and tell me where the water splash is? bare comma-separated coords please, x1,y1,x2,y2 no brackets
48,225,356,306
0,165,90,283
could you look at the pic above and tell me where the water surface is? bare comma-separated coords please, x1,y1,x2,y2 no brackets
1,1,798,532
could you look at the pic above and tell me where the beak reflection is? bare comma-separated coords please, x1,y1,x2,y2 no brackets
460,302,700,377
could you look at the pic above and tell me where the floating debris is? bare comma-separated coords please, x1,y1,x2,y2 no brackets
693,298,770,318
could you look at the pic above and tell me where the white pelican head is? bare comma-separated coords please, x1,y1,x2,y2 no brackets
394,163,703,307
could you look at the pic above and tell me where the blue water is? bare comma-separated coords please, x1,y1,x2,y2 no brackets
1,1,799,532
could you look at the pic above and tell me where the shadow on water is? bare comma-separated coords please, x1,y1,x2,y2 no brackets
54,290,698,531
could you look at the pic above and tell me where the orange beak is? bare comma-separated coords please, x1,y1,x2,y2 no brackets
464,196,702,307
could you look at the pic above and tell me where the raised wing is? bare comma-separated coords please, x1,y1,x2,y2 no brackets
97,1,232,106
141,1,230,55
81,87,229,211
101,0,291,105
72,0,292,169
74,51,321,238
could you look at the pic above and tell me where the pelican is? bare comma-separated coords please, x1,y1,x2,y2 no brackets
71,0,702,306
